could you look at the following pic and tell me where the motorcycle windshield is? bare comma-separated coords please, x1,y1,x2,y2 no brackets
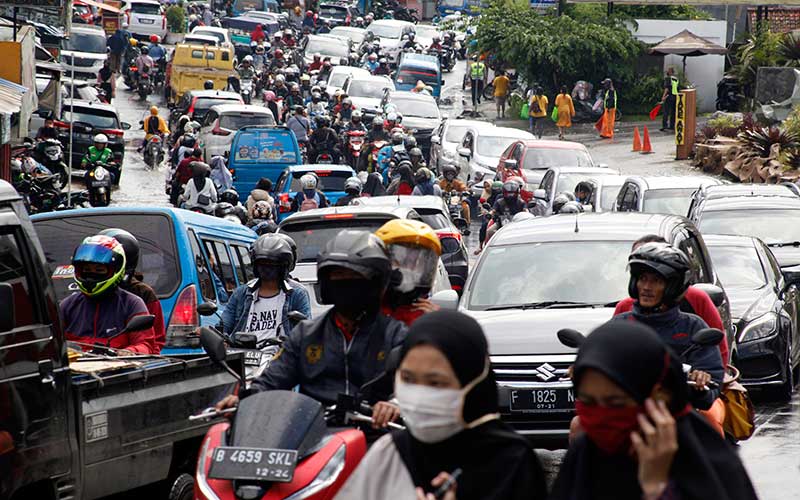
231,391,328,456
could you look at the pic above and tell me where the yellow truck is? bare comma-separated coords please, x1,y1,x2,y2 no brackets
166,43,237,103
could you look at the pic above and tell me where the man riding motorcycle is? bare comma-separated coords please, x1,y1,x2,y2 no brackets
342,109,367,134
374,57,391,76
309,115,342,163
363,52,379,74
230,55,256,93
429,36,443,52
439,164,471,225
147,34,166,63
483,180,526,245
133,46,154,85
82,134,117,182
335,176,364,206
308,53,323,72
141,105,169,153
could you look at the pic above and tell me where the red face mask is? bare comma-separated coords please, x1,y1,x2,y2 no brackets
575,400,641,455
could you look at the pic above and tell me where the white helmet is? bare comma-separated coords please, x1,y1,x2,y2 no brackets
93,133,108,144
275,74,285,83
300,173,317,190
386,111,398,121
243,55,254,63
189,14,197,21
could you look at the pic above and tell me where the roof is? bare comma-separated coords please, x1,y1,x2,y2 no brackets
702,234,757,248
208,103,274,114
446,118,495,129
278,205,418,226
67,98,116,112
747,7,800,34
399,52,439,67
551,165,619,174
330,27,366,34
628,175,721,190
701,196,800,213
490,212,687,246
191,26,229,35
520,139,587,151
350,74,394,83
353,195,447,211
388,90,436,103
479,127,535,139
286,164,355,173
369,19,415,27
71,25,107,34
186,90,242,99
0,77,28,114
649,30,727,57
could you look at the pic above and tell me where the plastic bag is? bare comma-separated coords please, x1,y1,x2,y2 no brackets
519,103,529,120
551,106,559,123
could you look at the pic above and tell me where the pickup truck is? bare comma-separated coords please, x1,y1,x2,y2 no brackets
0,180,241,500
166,43,237,104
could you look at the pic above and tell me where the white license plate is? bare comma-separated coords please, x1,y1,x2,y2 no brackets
139,18,155,24
209,447,297,482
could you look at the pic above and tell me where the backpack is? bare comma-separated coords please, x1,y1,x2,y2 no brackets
147,116,160,134
300,192,320,211
530,97,542,115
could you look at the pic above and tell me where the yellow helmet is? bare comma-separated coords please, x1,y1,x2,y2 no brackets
150,106,158,115
375,219,442,256
130,38,138,47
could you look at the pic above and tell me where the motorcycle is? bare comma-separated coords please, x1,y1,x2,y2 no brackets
33,138,68,180
392,6,419,22
443,190,470,235
716,76,741,112
138,66,153,100
124,62,138,90
143,135,164,170
241,78,254,105
84,161,113,207
344,130,366,170
439,46,456,72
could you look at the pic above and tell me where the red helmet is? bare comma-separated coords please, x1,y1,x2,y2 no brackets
274,48,284,59
149,34,160,43
306,10,313,16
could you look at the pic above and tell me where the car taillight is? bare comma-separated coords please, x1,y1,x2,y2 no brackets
102,129,124,137
211,120,230,136
323,213,355,219
187,97,197,115
166,284,198,346
54,121,70,130
279,193,291,213
162,15,166,30
436,230,462,242
451,284,463,292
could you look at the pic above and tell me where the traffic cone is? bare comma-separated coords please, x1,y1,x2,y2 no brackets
632,127,642,152
641,126,654,154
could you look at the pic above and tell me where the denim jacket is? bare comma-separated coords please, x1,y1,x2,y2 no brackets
221,278,312,338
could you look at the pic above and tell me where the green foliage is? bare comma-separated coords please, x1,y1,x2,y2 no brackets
707,114,743,138
738,125,800,158
618,69,662,115
783,105,800,138
779,33,800,67
731,29,783,101
166,5,186,34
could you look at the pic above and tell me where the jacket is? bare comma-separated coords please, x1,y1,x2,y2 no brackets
291,190,329,211
615,304,723,409
221,278,312,337
83,146,112,166
182,177,218,209
144,115,169,140
121,276,165,352
60,287,158,354
251,309,408,405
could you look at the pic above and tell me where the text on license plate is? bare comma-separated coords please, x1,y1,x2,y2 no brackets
139,18,155,24
209,447,297,482
509,388,574,413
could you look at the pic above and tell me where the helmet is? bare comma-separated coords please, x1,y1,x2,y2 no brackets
290,82,300,92
301,73,311,82
214,201,236,218
432,36,440,42
627,242,691,307
71,235,126,297
263,90,276,101
315,115,331,128
316,230,392,302
274,48,284,58
558,201,584,214
191,161,210,177
442,163,458,179
93,134,108,144
219,189,240,205
98,228,139,275
306,10,313,16
313,53,321,60
502,180,520,198
344,176,363,195
243,54,253,63
408,33,415,40
311,91,321,101
405,136,418,149
300,173,317,191
342,97,352,107
368,52,377,61
491,180,503,193
351,109,362,121
141,46,149,55
375,219,441,299
552,192,575,213
250,234,294,281
409,147,422,158
379,58,387,64
372,116,383,127
149,34,160,43
413,167,432,185
129,38,137,46
512,211,535,223
386,111,398,122
391,132,404,145
189,14,197,21
204,80,214,90
250,41,258,48
272,233,298,271
122,21,129,28
252,200,272,220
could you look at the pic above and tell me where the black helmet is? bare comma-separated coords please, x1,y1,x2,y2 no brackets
272,233,298,271
98,228,139,275
214,202,236,218
219,189,240,205
552,192,576,213
391,132,404,145
442,163,458,178
558,201,584,214
575,181,593,198
250,234,295,280
405,136,418,149
204,80,214,90
316,230,391,303
627,242,691,307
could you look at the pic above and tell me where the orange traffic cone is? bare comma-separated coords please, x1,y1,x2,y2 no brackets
641,126,654,154
632,127,642,152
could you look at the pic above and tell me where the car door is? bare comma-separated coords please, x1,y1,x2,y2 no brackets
764,242,800,365
618,183,637,212
539,170,554,203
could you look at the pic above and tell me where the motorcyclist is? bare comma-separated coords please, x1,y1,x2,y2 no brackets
36,117,58,141
429,36,443,52
219,188,247,222
231,55,256,93
342,109,367,134
134,46,154,85
335,176,364,206
253,43,267,70
476,180,504,254
142,105,169,152
291,173,330,212
283,83,305,121
250,23,267,43
363,52,379,73
215,230,407,422
286,105,311,147
263,90,281,123
383,111,400,132
309,115,341,163
97,60,116,103
483,180,526,245
299,73,313,98
60,235,158,355
306,91,327,118
271,31,284,50
308,53,323,72
247,200,279,235
318,59,333,82
147,34,166,63
270,48,287,72
439,163,471,225
282,30,296,49
411,167,441,196
377,219,442,326
98,228,166,352
273,73,289,99
402,32,417,50
317,19,331,34
302,10,316,30
181,161,218,214
374,57,391,76
203,79,214,90
171,148,202,205
81,134,115,180
408,147,426,171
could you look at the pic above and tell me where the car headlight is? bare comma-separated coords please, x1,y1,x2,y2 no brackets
284,444,346,500
740,313,777,343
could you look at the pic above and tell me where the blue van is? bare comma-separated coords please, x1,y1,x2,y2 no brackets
231,0,279,16
393,53,443,99
31,207,257,354
229,126,302,194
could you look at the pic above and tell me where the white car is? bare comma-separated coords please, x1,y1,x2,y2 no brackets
190,26,233,47
430,119,495,182
199,104,276,160
325,66,371,98
303,34,352,66
122,0,168,40
329,26,368,47
59,25,108,81
457,127,535,184
412,24,442,50
366,19,415,63
342,75,395,117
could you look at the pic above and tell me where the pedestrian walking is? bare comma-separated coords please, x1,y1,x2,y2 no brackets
492,70,510,119
660,67,679,131
468,55,486,112
596,78,617,139
528,87,548,139
106,22,131,73
554,85,575,140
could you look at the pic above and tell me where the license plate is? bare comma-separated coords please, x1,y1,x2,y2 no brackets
244,350,263,367
139,18,155,24
209,447,297,482
508,387,575,413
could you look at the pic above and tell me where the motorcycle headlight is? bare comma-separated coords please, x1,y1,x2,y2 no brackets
283,444,346,500
93,168,107,181
740,313,777,343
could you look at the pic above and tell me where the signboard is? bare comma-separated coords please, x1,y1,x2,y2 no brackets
102,0,122,36
531,0,557,9
675,92,686,146
0,2,71,36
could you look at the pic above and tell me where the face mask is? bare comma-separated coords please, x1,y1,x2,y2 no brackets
575,400,641,455
394,361,493,444
256,263,283,281
321,279,381,317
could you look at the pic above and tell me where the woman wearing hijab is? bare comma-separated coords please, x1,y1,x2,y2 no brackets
387,164,415,195
550,321,758,500
335,311,547,500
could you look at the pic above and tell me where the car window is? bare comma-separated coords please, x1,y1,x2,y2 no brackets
707,244,767,290
62,32,106,53
280,218,391,262
677,230,710,284
0,227,42,329
305,37,350,58
619,185,636,211
642,188,698,216
203,110,218,127
220,112,275,129
522,148,594,170
232,245,254,282
696,209,800,245
444,124,470,143
540,171,554,199
510,144,522,162
131,2,161,14
204,240,237,296
62,108,119,130
415,209,450,229
289,171,352,192
763,244,783,286
347,80,394,98
395,69,439,88
189,230,216,301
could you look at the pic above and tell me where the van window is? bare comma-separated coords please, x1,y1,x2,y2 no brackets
0,228,39,329
189,230,216,301
396,68,438,87
203,240,237,296
221,51,230,61
232,245,254,282
131,2,161,15
192,50,204,58
232,129,299,164
206,51,216,60
33,214,180,301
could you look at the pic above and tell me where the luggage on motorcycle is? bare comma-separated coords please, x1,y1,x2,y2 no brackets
300,192,320,211
721,365,755,441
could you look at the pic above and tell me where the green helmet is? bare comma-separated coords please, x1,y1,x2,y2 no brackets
72,235,126,297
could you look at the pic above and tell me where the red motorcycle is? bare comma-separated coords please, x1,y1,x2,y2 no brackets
344,130,366,170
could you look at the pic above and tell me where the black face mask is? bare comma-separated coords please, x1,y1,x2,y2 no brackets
255,263,284,282
320,278,382,318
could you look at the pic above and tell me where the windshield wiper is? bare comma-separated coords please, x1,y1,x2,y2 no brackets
484,301,602,311
767,241,800,248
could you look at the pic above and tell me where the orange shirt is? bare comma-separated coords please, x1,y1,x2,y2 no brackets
493,75,510,97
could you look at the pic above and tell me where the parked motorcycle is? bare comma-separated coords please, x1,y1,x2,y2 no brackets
143,135,164,170
716,76,741,112
33,138,68,180
84,161,113,207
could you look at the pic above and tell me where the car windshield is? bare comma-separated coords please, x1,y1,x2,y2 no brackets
329,69,366,88
396,69,439,87
331,28,365,44
444,124,472,143
476,136,515,158
234,0,265,11
467,241,631,309
131,2,161,14
306,38,350,58
523,148,594,170
348,80,392,98
707,244,766,290
642,188,698,215
193,30,226,43
368,24,403,39
320,5,347,18
220,112,274,129
62,32,106,53
697,209,800,245
287,171,352,192
414,26,439,38
281,218,391,262
62,108,119,129
416,209,450,229
442,0,463,6
391,97,440,118
599,184,624,211
32,214,180,300
195,97,243,112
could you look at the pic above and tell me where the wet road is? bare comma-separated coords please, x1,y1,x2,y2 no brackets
107,59,798,499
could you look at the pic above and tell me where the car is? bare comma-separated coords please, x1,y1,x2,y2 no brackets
183,33,221,46
458,212,731,447
229,126,302,192
329,26,368,47
342,74,395,118
189,26,233,47
31,78,103,134
687,183,798,221
122,0,168,40
352,195,470,292
704,234,799,400
496,139,597,187
230,0,280,16
412,24,443,48
273,165,356,221
381,90,442,159
366,19,416,63
168,89,243,130
429,118,495,179
456,126,534,186
534,166,622,213
303,34,352,66
324,65,371,98
394,52,443,98
59,25,107,80
198,104,276,160
318,1,361,27
588,174,627,213
73,0,95,23
56,99,132,169
615,175,722,215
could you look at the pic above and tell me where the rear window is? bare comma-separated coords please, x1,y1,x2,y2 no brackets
131,2,161,15
287,171,352,192
396,68,438,87
416,209,450,229
33,214,180,300
234,0,265,11
220,112,275,129
195,97,243,112
232,130,299,164
62,32,106,53
440,236,461,255
280,218,391,262
320,5,347,18
62,108,119,130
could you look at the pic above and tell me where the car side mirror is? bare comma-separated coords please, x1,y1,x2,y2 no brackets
457,147,471,158
200,326,227,364
691,328,724,347
692,283,725,308
503,158,518,169
197,301,219,316
122,314,155,334
121,122,132,130
0,283,14,332
430,135,440,144
430,289,458,310
533,188,546,200
782,266,800,287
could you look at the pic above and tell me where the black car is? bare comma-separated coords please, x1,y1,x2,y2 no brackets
380,90,442,160
459,212,730,448
168,89,243,131
57,100,132,168
704,235,799,400
318,1,361,27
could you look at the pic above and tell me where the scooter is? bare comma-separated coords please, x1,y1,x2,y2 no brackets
33,138,68,180
443,190,470,235
84,161,113,207
344,130,366,169
241,78,254,105
138,66,153,100
143,135,164,170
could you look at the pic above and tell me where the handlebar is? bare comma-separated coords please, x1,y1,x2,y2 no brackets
188,406,237,421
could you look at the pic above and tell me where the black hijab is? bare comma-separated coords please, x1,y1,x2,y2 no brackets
550,321,759,500
363,172,386,197
392,311,548,500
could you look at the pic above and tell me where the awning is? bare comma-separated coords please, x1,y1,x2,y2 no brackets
76,0,122,14
0,78,28,114
649,30,728,57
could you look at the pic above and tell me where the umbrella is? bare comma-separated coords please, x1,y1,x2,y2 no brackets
649,29,728,76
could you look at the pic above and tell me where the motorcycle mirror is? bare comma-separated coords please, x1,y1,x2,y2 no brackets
235,333,258,349
430,135,440,144
533,188,547,200
121,122,132,130
199,326,227,364
503,158,518,169
197,301,219,317
691,328,724,347
430,289,458,311
457,147,471,158
287,310,307,322
556,328,585,349
122,314,155,334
